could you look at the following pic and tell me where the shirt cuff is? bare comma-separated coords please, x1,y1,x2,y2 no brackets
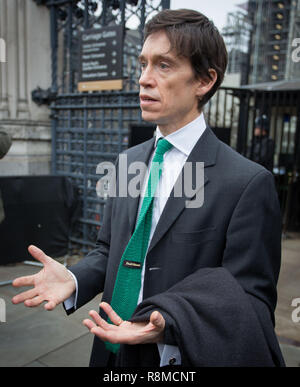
157,344,182,367
63,270,78,311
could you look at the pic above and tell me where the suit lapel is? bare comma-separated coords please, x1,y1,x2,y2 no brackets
147,127,220,255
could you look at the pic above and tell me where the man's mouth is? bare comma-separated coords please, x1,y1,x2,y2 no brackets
140,95,159,109
140,95,159,102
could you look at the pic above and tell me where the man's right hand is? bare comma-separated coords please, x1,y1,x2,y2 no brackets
12,245,76,310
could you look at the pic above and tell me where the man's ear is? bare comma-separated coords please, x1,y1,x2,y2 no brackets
196,69,218,100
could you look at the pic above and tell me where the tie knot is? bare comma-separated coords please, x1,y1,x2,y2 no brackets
155,138,173,156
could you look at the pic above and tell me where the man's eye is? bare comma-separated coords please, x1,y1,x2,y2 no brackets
140,62,146,69
160,63,169,69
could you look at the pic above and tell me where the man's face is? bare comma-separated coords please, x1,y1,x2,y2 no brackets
138,31,203,134
254,127,262,137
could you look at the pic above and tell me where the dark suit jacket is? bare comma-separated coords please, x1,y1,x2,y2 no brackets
67,126,285,367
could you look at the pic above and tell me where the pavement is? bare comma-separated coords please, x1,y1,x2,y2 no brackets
0,234,299,367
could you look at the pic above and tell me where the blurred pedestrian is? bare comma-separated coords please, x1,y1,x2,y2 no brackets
248,115,275,172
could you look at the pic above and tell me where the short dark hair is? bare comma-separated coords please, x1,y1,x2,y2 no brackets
144,9,228,110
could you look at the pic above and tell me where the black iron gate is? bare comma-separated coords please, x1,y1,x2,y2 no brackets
38,0,170,253
205,86,300,232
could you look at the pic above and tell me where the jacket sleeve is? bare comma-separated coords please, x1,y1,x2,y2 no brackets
128,169,285,366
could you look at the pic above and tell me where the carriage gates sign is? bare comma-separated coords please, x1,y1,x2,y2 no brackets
78,25,124,92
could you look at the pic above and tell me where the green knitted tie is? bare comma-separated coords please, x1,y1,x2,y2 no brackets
105,138,173,354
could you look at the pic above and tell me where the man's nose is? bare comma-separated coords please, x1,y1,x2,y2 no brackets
139,66,156,88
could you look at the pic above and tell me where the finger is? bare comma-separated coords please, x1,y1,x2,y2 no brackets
44,300,57,311
12,288,38,304
84,311,120,343
12,274,35,288
150,311,165,330
28,245,51,265
88,310,103,326
100,302,123,326
89,310,117,331
24,295,44,308
87,322,140,345
83,318,97,331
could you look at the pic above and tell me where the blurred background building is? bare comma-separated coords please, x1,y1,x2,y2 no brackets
222,0,300,85
222,2,251,85
0,0,52,175
249,0,300,83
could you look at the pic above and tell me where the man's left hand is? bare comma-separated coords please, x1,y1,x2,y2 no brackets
83,302,165,345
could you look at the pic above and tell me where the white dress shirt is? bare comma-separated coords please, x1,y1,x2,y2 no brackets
65,113,207,366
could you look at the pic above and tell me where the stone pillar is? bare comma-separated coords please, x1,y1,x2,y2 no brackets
0,0,9,119
0,0,52,175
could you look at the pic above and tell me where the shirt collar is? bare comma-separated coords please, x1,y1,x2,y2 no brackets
154,113,207,157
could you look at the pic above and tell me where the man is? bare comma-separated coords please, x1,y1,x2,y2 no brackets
12,9,285,367
248,115,275,172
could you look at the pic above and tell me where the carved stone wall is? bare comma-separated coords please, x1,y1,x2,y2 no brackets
0,0,51,175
